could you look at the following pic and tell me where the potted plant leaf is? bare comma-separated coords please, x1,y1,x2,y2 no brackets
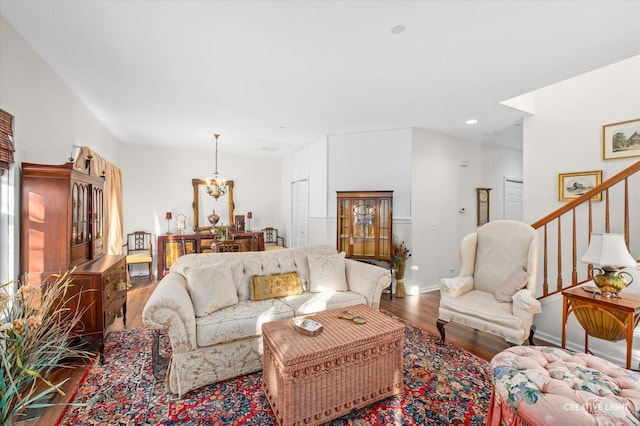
1,270,93,425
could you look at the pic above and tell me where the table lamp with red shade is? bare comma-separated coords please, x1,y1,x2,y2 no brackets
165,212,172,235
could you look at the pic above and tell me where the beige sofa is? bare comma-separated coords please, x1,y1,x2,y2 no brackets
142,244,391,397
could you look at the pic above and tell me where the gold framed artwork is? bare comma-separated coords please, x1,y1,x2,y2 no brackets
602,118,640,160
477,188,491,226
558,170,602,202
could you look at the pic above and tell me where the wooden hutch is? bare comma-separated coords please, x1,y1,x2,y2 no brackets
336,191,393,261
21,162,126,361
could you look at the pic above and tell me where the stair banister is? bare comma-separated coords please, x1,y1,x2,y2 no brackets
532,160,640,299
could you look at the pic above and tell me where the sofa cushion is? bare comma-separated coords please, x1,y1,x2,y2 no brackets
279,291,367,316
251,271,303,301
439,289,523,329
168,245,339,299
308,252,348,292
195,299,293,347
494,266,530,302
184,262,239,317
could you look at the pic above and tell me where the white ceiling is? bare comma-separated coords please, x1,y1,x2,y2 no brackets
1,1,639,156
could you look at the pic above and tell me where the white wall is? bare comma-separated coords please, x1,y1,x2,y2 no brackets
0,16,121,280
523,55,640,365
288,126,523,294
311,129,413,257
119,143,282,262
411,129,483,292
1,15,285,279
327,129,412,219
482,144,524,221
0,16,121,166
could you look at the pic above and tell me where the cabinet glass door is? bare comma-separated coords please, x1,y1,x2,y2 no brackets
378,198,390,258
338,199,351,255
71,181,91,266
352,199,376,257
336,191,392,261
92,186,104,257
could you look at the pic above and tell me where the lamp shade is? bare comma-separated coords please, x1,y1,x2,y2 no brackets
580,233,637,268
247,211,253,219
165,212,172,220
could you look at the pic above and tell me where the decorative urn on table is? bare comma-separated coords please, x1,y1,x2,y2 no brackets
391,240,411,298
580,233,637,298
208,209,220,228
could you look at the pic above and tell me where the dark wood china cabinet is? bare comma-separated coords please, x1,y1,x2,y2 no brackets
21,162,126,361
336,191,393,261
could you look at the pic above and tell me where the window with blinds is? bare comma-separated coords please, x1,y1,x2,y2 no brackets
0,109,14,176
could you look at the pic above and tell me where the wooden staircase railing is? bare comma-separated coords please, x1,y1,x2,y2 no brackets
532,161,640,299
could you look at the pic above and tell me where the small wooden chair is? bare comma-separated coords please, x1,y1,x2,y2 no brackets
124,231,153,277
215,240,241,252
263,227,285,250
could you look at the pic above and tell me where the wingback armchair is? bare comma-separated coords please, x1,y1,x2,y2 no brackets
437,220,541,346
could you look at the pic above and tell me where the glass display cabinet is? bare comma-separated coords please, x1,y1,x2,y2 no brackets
21,162,124,362
337,191,393,261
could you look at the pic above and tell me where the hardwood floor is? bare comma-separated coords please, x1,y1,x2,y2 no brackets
27,278,549,425
23,276,157,426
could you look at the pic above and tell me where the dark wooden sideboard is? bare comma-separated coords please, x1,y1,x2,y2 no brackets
70,254,127,362
157,231,265,277
21,162,125,362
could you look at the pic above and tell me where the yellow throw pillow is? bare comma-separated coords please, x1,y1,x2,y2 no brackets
251,271,303,301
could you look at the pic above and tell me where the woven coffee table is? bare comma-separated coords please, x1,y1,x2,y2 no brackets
262,304,404,426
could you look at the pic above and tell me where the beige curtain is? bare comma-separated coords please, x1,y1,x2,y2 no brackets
74,147,124,255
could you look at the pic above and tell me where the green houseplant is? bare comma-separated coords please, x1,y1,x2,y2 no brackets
0,271,92,425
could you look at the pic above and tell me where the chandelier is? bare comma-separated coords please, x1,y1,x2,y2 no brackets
206,133,227,200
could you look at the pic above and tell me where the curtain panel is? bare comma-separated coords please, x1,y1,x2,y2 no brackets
0,109,15,176
74,147,124,256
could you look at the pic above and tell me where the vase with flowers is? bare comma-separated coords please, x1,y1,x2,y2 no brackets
391,240,411,298
1,271,92,425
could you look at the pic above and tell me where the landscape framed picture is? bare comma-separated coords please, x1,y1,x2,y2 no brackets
558,170,602,202
603,118,640,160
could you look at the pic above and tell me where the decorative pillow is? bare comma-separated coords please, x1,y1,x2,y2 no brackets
184,262,238,317
308,252,348,293
494,266,530,303
250,271,303,301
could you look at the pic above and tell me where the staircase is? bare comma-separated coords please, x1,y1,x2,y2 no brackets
532,161,640,299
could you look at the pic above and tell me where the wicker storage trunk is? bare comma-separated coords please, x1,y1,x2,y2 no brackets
262,304,404,426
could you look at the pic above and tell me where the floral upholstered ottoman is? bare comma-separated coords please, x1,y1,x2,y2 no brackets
488,346,640,425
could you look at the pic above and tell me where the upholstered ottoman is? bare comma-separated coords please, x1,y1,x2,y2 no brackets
262,304,404,426
488,346,640,425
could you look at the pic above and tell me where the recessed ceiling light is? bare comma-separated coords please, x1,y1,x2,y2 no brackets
465,119,478,125
391,25,405,34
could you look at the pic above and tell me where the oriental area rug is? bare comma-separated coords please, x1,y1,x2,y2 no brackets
57,313,491,425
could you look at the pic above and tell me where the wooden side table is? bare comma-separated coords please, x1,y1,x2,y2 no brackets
562,285,640,369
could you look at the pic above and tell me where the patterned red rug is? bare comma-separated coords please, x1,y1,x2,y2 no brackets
58,313,491,425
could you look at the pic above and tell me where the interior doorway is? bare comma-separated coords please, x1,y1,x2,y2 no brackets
503,177,523,221
290,179,308,247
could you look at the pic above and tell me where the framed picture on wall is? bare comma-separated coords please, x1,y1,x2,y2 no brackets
558,170,602,201
603,118,640,160
234,215,245,232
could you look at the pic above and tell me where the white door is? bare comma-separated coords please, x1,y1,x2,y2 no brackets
504,178,523,221
291,179,308,247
